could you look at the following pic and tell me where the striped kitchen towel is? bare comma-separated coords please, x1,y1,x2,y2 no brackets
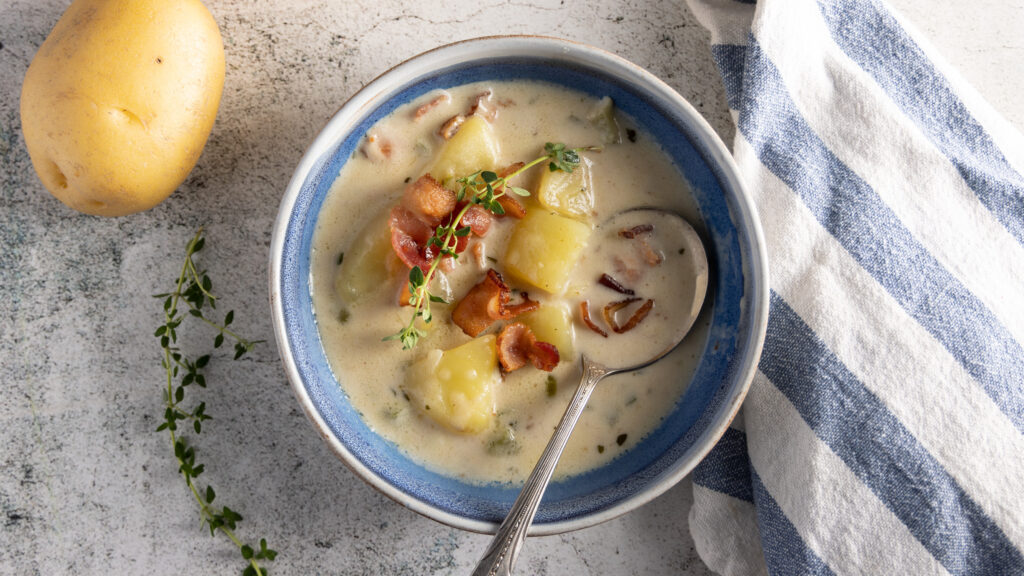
683,0,1024,574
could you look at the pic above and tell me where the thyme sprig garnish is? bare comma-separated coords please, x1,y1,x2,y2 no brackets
384,142,597,350
153,229,275,576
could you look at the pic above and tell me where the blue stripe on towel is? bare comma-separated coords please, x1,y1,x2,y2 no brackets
818,0,1024,246
761,292,1024,575
693,427,754,502
752,470,837,576
711,44,748,110
738,35,1024,434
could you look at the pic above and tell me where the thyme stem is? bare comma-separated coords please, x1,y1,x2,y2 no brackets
155,229,276,575
387,143,596,350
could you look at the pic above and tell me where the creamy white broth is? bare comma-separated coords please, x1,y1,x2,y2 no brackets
311,81,709,484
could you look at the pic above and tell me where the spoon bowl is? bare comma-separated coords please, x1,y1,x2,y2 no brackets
472,209,709,576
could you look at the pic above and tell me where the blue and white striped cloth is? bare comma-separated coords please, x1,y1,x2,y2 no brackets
684,1,1024,574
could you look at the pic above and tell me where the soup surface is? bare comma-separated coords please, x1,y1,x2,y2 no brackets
311,81,709,484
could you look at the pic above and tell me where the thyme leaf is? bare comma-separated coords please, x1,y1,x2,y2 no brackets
385,143,597,350
154,229,275,575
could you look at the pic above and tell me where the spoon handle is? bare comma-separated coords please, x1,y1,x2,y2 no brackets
471,356,613,576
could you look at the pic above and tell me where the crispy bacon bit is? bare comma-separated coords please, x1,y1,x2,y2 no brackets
469,90,498,122
397,279,412,306
617,298,654,333
603,298,655,334
603,297,640,331
402,175,455,227
492,162,527,219
506,291,539,317
619,224,654,239
498,162,525,176
439,114,465,140
454,272,506,336
413,92,451,120
389,176,495,271
579,300,608,338
471,242,487,270
613,255,642,284
497,195,527,219
389,205,436,270
598,273,635,295
458,204,492,237
452,269,539,337
360,133,392,162
618,223,663,265
497,322,560,372
637,238,664,266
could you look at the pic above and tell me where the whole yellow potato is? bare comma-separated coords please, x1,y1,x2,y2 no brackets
20,0,225,217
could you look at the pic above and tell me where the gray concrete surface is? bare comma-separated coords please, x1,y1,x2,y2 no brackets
1,1,1020,574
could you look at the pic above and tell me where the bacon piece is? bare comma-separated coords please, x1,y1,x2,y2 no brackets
359,133,392,162
402,175,455,227
471,242,487,270
598,273,634,295
619,223,663,265
452,270,506,337
603,298,655,334
497,162,524,178
397,280,412,306
389,205,436,270
530,342,560,371
636,238,664,266
468,90,498,122
390,176,491,271
497,195,526,219
497,322,560,372
413,92,451,120
493,162,527,219
579,300,608,337
452,269,539,337
504,291,540,318
439,114,465,140
615,299,654,333
619,224,654,239
613,255,643,284
452,233,470,257
602,297,640,330
458,204,492,237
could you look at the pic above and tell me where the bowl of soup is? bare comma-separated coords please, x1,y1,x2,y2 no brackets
269,36,768,534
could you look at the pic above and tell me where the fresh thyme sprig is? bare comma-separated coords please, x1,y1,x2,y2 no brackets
384,143,597,350
153,229,275,576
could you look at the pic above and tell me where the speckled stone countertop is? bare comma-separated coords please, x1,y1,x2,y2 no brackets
1,1,1021,574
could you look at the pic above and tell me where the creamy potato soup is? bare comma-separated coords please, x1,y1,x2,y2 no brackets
311,81,709,484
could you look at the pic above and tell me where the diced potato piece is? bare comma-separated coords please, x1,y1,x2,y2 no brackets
536,156,594,220
429,115,500,181
588,96,621,144
504,209,592,294
334,208,395,304
403,335,499,433
520,303,575,361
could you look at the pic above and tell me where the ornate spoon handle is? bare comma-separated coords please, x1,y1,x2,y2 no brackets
471,356,614,576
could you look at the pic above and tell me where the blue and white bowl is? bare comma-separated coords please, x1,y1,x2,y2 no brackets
269,36,768,535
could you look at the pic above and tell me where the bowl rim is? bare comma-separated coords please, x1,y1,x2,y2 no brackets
269,34,769,535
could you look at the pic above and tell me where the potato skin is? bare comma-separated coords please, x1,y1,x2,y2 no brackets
20,0,225,217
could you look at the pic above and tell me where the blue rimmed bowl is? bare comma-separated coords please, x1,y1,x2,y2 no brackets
269,36,768,535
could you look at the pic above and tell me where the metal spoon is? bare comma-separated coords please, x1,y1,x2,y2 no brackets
471,208,709,576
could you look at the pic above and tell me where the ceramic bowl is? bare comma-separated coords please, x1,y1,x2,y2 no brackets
269,36,768,535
